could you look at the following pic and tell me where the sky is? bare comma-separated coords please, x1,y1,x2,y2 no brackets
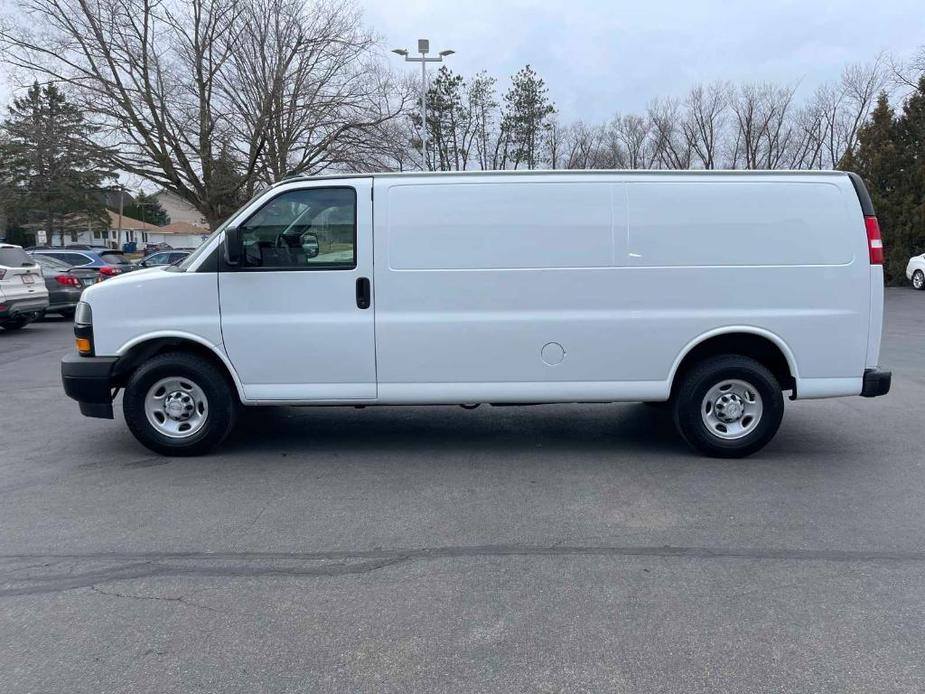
358,0,924,121
0,0,920,120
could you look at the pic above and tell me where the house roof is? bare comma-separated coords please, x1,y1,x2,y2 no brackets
107,210,155,230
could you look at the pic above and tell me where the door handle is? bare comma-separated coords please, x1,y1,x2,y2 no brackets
356,277,371,309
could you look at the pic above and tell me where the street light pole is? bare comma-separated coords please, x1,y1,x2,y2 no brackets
392,40,455,171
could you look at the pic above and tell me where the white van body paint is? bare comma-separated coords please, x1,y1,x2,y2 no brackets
80,170,883,407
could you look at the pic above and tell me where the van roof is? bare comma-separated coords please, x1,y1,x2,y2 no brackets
277,168,853,186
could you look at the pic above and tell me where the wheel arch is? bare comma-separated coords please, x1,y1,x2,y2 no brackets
114,332,245,401
668,327,799,398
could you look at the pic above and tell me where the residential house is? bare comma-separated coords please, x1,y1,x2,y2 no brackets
152,190,208,229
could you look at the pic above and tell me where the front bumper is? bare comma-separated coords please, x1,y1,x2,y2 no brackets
61,353,119,418
861,368,892,398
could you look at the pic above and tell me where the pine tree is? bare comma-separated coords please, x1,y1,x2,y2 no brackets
849,81,925,283
424,66,468,171
502,65,556,170
0,82,113,244
122,191,170,227
205,144,248,226
894,76,925,279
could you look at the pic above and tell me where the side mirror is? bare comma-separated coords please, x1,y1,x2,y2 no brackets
301,232,320,259
224,227,243,265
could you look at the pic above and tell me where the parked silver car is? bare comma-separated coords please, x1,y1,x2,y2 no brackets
0,244,48,330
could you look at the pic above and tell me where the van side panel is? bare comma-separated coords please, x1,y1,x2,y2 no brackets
374,179,630,394
624,177,870,394
627,181,852,266
388,182,619,269
373,173,871,403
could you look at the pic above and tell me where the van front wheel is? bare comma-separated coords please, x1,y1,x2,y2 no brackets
123,352,238,456
672,355,784,458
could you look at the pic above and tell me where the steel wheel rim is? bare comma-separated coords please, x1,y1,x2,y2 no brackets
143,376,209,439
915,272,924,289
701,379,763,441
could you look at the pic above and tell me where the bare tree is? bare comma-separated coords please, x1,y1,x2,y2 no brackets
889,46,923,93
611,113,658,169
830,57,888,166
544,116,565,168
648,97,693,169
726,82,796,169
683,82,728,169
226,0,396,182
0,0,406,227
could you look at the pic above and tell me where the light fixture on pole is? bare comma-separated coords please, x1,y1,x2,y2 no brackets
392,39,455,170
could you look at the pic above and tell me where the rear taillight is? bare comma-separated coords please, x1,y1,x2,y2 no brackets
98,266,121,277
55,274,81,287
865,216,883,265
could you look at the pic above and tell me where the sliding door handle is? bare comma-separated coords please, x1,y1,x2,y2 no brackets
356,277,371,309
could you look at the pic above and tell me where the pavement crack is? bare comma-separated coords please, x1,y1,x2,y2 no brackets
89,585,223,614
2,543,924,599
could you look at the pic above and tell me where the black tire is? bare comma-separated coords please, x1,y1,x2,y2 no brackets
0,316,30,331
122,352,238,456
672,355,784,459
913,270,925,291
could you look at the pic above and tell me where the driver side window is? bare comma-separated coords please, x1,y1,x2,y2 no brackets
238,187,356,270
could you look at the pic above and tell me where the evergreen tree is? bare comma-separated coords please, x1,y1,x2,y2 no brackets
894,76,925,278
849,81,925,283
122,191,170,226
502,65,556,170
424,66,468,171
0,82,113,244
205,144,249,226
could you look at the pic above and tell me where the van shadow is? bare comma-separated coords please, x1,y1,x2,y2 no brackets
223,403,692,459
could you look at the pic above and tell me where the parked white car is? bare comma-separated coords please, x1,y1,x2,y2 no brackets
906,252,925,290
0,243,48,331
61,170,891,458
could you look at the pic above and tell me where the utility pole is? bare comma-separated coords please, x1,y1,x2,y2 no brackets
116,184,124,250
392,40,455,171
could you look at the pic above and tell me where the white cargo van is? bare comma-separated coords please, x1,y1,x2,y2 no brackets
61,171,891,458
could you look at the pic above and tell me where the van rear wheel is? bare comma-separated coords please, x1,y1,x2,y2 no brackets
672,355,784,458
123,352,238,456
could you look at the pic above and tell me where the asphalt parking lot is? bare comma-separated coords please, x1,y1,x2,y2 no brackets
1,288,924,693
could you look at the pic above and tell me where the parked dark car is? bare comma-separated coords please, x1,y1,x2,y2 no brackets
143,242,173,255
31,248,135,281
135,250,191,268
29,253,97,317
